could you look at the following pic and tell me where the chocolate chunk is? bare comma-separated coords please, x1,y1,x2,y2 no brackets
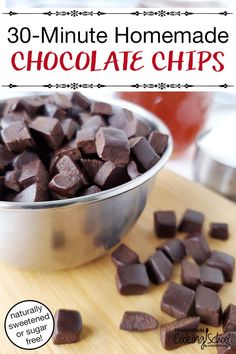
42,103,66,120
80,185,101,196
76,129,96,155
148,131,169,156
161,282,195,319
116,264,149,295
125,119,151,138
209,223,229,241
1,122,34,153
145,250,173,284
13,183,47,202
19,160,48,189
222,304,236,333
94,161,129,189
195,285,222,327
49,156,86,197
29,117,64,150
52,309,82,345
66,106,82,120
111,243,139,267
95,127,130,165
127,160,141,180
160,317,200,350
82,115,105,132
154,211,177,238
207,251,235,282
15,97,44,117
50,141,81,174
200,265,224,292
108,109,134,130
183,234,211,265
53,94,72,110
1,112,31,129
0,143,14,171
71,92,90,110
13,151,39,169
90,101,112,116
130,137,160,172
120,311,158,332
217,332,236,354
81,159,103,180
61,118,78,140
178,209,205,234
4,170,21,192
158,239,186,263
181,260,200,290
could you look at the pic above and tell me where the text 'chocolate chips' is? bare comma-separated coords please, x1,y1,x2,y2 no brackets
120,311,158,332
116,264,149,295
52,309,82,345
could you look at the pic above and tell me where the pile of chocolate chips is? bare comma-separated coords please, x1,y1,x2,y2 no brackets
0,93,169,202
111,209,236,352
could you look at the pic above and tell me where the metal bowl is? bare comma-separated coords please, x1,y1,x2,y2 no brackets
0,96,173,270
194,129,236,201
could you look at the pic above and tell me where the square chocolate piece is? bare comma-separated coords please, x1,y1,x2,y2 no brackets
161,282,195,319
183,234,211,265
148,131,169,156
200,265,224,292
120,311,158,332
209,223,229,240
90,101,112,116
125,119,151,139
145,250,173,284
108,109,134,130
116,264,149,295
195,285,222,327
52,309,82,345
181,260,200,290
130,137,160,172
71,92,90,110
111,243,139,267
207,251,235,282
158,239,186,263
154,211,176,238
94,162,129,190
222,304,236,333
178,209,205,234
1,122,34,153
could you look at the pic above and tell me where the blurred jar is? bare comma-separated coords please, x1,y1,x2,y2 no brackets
118,92,213,155
138,0,230,7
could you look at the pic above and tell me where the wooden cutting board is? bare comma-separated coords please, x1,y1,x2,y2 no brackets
1,169,236,354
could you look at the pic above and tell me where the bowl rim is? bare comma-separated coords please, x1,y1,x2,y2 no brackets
0,94,173,210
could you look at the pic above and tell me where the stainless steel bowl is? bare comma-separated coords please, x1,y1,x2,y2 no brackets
0,96,173,270
194,129,236,201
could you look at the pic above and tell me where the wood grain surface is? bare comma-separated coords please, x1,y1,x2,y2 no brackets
0,169,236,354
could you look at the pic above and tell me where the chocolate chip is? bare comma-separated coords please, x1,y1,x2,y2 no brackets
42,103,66,120
71,92,90,110
178,209,205,234
80,185,101,196
181,260,200,290
161,282,195,319
50,141,81,174
13,151,39,169
1,122,34,153
29,117,64,150
0,143,14,172
13,183,47,202
120,311,158,332
94,162,129,189
82,115,106,132
207,251,235,282
4,170,21,192
76,129,97,155
19,160,48,189
160,317,200,350
96,127,130,165
130,137,160,172
108,109,134,130
222,304,236,333
116,264,149,295
183,234,211,265
90,101,112,116
200,265,224,292
81,159,103,180
158,239,186,263
125,119,151,138
209,223,229,240
195,285,222,327
52,309,82,345
1,112,31,129
145,250,173,284
148,131,169,156
15,97,44,117
61,118,78,141
111,243,140,267
154,211,177,239
53,94,72,110
127,160,141,180
217,332,236,354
